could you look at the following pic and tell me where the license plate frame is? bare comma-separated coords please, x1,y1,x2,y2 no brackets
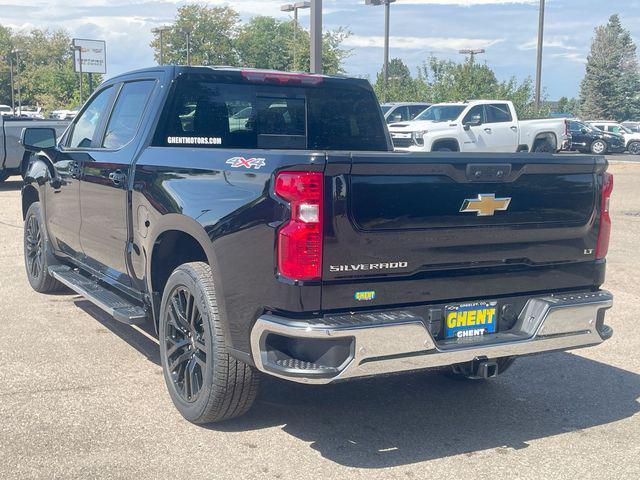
444,301,498,339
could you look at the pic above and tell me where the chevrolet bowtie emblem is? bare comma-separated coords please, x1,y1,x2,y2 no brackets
460,194,511,216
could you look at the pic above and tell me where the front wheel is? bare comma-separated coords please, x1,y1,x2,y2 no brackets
628,141,640,155
591,140,607,155
23,202,65,293
159,262,259,424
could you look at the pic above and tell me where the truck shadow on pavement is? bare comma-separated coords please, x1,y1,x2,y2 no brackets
74,301,640,469
221,354,640,468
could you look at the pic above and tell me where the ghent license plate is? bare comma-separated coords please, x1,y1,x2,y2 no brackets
444,301,497,339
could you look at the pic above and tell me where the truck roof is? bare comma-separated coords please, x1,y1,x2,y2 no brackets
104,65,364,87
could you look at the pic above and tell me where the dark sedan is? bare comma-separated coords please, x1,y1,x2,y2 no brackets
567,120,626,154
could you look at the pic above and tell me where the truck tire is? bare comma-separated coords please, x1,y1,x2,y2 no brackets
159,262,259,424
23,202,65,293
628,141,640,155
590,140,607,155
532,139,553,153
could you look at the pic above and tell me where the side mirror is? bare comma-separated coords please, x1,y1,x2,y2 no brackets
581,128,588,134
20,127,57,151
463,116,482,130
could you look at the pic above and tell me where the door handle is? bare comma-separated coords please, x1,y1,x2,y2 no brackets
484,128,492,133
109,170,127,186
510,126,518,131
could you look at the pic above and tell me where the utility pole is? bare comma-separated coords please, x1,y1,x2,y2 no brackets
1,55,16,111
534,0,546,109
310,0,322,74
366,0,397,103
152,26,172,65
181,27,193,66
281,2,311,71
458,48,485,63
12,49,21,115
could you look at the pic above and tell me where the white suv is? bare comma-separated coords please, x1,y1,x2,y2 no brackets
588,121,640,155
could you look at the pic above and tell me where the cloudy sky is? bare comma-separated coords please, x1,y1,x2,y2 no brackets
1,0,639,99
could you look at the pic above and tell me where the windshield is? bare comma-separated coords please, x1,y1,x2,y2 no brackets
380,105,392,114
415,105,465,122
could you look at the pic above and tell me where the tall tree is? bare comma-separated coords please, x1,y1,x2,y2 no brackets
150,5,240,66
579,14,640,120
0,26,96,110
373,58,426,102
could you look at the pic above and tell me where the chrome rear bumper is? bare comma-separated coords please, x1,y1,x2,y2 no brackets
250,290,613,384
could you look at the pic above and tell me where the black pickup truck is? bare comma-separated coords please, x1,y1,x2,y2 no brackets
21,66,614,423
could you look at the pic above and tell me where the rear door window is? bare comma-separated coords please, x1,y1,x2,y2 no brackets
486,103,513,123
103,80,155,149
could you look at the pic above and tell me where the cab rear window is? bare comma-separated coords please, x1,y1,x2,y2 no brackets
154,75,387,151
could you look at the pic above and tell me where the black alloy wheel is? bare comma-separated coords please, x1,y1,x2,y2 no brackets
25,212,43,280
164,287,208,403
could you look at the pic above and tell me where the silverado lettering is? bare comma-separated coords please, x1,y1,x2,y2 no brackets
20,65,613,425
329,262,409,272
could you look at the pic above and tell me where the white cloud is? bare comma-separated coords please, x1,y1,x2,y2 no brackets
518,35,579,51
343,34,503,52
400,0,537,4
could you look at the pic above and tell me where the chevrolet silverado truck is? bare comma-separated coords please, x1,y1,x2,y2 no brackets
388,100,570,153
21,66,613,424
0,115,69,182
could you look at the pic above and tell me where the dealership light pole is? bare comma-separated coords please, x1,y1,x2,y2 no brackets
281,1,311,71
459,48,485,63
366,0,396,102
12,49,22,114
534,0,545,109
181,27,193,66
152,26,172,65
310,0,322,74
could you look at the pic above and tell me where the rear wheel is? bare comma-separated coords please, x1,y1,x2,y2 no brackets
23,202,65,293
533,139,554,153
591,140,607,155
628,141,640,155
159,262,259,424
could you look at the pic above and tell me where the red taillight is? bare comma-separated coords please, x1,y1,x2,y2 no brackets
275,172,324,281
241,70,324,86
596,172,613,259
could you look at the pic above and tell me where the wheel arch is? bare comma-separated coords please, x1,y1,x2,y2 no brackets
431,138,460,152
146,214,224,330
531,131,558,152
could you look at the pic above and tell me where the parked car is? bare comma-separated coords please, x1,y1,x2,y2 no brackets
21,66,613,424
0,104,13,116
0,115,69,182
588,120,640,155
567,119,626,154
621,121,640,134
49,107,79,120
388,100,570,152
16,106,45,119
381,102,431,124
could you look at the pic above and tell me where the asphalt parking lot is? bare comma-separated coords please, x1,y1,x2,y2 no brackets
1,158,639,479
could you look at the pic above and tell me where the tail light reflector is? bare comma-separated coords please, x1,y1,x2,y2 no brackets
275,172,323,281
596,172,613,259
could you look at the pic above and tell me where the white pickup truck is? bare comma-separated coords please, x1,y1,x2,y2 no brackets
388,100,570,153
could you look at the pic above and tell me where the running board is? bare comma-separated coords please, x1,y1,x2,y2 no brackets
48,266,148,325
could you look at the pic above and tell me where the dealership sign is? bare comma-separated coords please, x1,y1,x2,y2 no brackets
72,38,107,74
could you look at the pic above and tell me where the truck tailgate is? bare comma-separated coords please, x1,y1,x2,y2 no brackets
321,152,606,310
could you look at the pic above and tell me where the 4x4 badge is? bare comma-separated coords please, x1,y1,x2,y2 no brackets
460,194,511,216
226,157,266,170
